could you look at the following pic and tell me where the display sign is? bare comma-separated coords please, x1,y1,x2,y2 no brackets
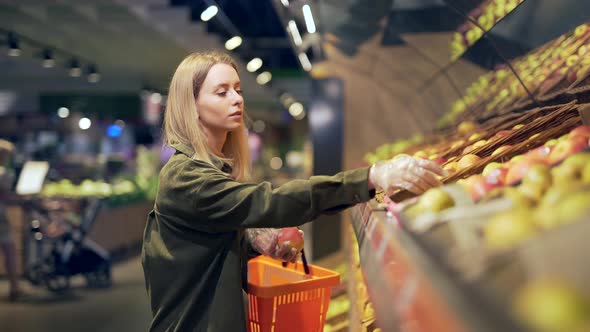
16,161,49,195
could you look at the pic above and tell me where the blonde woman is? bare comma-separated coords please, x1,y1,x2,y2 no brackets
141,51,443,331
0,139,21,301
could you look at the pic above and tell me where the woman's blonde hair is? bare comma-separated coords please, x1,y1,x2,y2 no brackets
163,51,251,181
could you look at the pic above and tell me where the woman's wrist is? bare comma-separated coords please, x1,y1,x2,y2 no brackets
367,164,376,191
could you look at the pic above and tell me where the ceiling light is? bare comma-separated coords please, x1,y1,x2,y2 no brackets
288,102,304,118
270,157,283,170
256,71,272,85
302,5,316,34
200,5,218,22
294,110,306,120
150,92,162,104
57,107,70,118
87,65,100,83
42,49,55,68
225,36,242,50
246,58,263,72
7,33,20,57
69,59,82,77
280,0,289,7
298,53,312,71
79,117,91,130
288,20,302,46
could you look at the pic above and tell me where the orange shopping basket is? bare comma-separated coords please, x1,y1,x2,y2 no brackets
247,255,340,332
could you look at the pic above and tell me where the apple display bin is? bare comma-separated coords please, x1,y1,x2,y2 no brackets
246,256,340,332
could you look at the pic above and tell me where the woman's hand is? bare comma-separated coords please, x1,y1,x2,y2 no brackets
245,228,304,263
368,156,445,195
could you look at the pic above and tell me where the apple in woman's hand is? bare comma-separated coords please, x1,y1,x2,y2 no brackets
277,227,304,252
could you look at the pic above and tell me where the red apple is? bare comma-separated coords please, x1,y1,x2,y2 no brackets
486,167,509,185
506,160,542,185
548,136,589,165
432,157,447,166
524,145,552,164
569,125,590,140
491,130,512,140
464,175,502,201
277,227,304,252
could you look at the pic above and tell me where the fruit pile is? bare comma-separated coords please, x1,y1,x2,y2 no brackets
41,177,147,206
442,23,590,129
451,0,525,60
459,125,590,203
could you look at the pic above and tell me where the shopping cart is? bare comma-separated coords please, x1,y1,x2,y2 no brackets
247,253,340,332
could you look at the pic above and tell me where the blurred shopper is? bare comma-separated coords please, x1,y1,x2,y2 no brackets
141,51,443,331
0,139,22,302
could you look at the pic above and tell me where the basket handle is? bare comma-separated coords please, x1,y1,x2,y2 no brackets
282,249,310,275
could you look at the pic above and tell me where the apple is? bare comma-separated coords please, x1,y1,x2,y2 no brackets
510,155,525,164
413,150,428,159
470,175,503,201
491,130,512,140
548,136,589,164
431,157,447,166
517,182,545,202
522,163,552,189
484,209,537,250
491,145,513,157
416,188,455,213
486,167,509,185
443,161,459,174
528,133,541,141
450,140,465,150
583,162,590,184
574,24,589,37
458,154,482,169
506,159,541,185
277,227,304,252
514,280,590,332
554,192,590,225
502,187,535,209
524,145,552,164
468,133,482,142
458,121,477,135
463,145,476,154
545,139,559,147
569,125,590,140
482,162,502,177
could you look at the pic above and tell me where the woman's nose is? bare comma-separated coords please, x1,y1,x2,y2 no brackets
231,90,243,105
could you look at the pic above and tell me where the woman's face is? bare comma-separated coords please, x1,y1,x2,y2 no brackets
196,63,244,135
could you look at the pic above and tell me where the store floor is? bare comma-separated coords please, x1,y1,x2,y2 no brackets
0,257,152,332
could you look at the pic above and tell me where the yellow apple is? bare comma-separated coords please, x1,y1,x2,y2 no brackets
514,280,590,332
485,209,537,250
458,154,482,169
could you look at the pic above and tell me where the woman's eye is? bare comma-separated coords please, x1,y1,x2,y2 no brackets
235,90,243,95
217,91,227,97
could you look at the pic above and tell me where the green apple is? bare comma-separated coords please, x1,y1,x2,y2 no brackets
482,162,502,177
514,280,590,332
484,209,537,250
417,188,455,213
545,139,559,147
518,182,546,202
522,164,552,189
555,192,590,225
583,162,590,184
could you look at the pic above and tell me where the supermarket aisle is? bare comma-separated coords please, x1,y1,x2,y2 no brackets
0,257,151,332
